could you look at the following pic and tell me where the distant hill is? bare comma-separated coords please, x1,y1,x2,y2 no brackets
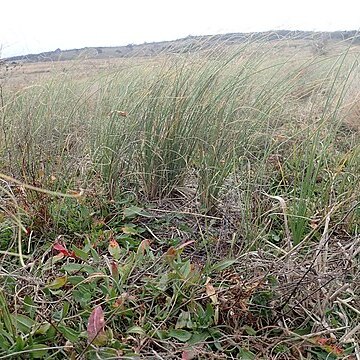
2,30,359,63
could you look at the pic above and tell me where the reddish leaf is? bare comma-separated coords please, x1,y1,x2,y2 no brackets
110,260,119,282
176,240,195,251
137,239,151,255
53,242,76,258
108,239,118,248
328,345,344,356
165,247,177,258
182,349,196,360
315,337,329,346
314,337,344,356
87,306,106,345
108,238,121,259
113,292,129,309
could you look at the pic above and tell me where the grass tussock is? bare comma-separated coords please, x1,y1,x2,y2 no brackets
0,37,359,359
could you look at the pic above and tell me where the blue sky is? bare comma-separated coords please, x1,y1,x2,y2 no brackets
1,0,359,58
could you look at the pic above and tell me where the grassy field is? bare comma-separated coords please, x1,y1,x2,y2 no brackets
0,36,359,359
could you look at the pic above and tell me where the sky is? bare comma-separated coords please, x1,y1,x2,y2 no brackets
1,0,359,58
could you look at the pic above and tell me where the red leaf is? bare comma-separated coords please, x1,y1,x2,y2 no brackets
87,306,105,344
110,260,119,281
329,345,344,356
176,240,195,251
53,242,76,258
137,239,151,255
108,238,118,248
182,349,196,360
314,337,344,356
315,337,329,346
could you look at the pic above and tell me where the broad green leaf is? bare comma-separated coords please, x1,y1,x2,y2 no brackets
73,287,92,306
154,330,169,340
179,260,191,278
12,314,35,334
47,324,57,339
211,259,237,272
127,326,146,335
15,335,25,351
25,344,48,358
90,247,101,261
58,325,80,342
0,291,15,339
68,275,85,285
0,333,11,350
71,245,89,261
121,225,139,235
157,273,169,291
188,331,210,344
62,263,96,274
60,301,70,320
62,263,84,273
123,206,145,219
46,275,68,290
208,327,224,351
87,348,119,359
205,303,215,319
243,325,257,336
168,329,192,342
34,322,51,335
14,335,25,351
237,348,256,359
23,295,36,319
208,327,222,338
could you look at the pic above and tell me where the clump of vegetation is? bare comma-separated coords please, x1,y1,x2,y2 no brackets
0,35,359,359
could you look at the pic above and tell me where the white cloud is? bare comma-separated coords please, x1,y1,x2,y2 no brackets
1,0,359,57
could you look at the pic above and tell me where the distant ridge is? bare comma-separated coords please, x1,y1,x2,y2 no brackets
2,30,359,63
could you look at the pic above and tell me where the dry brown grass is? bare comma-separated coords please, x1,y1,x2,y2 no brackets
342,96,360,133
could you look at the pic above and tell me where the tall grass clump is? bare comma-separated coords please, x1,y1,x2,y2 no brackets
1,36,359,235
